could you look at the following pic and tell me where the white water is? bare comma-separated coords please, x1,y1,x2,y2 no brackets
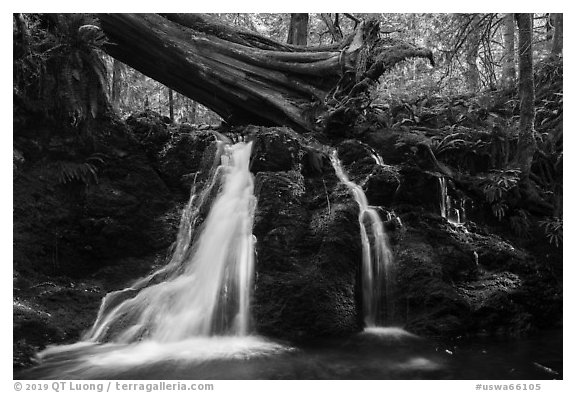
330,151,394,327
368,148,385,167
86,141,257,342
439,177,449,219
34,141,289,375
438,177,465,225
361,326,418,339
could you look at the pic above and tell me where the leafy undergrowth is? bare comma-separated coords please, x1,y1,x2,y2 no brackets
361,57,562,254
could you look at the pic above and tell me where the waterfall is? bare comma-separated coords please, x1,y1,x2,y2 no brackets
330,151,394,327
438,177,465,225
86,141,257,343
439,177,448,219
367,146,385,167
33,140,290,378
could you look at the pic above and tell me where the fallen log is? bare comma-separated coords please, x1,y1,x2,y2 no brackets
98,13,433,133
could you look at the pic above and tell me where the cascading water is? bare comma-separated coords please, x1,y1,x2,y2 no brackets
330,151,394,328
365,145,385,167
438,176,465,225
439,177,448,219
33,140,287,378
87,141,257,342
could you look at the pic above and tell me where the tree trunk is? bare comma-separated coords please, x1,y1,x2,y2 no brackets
465,14,481,92
320,13,343,43
502,13,516,88
97,13,433,134
287,13,309,46
168,88,174,121
551,13,563,56
189,100,197,124
111,59,123,110
514,13,536,179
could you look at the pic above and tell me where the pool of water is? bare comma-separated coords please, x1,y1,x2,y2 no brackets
18,328,562,380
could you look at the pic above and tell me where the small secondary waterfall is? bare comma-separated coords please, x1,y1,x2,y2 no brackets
438,177,465,225
86,140,257,343
330,151,394,327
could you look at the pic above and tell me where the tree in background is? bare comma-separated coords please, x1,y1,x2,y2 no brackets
502,13,516,88
319,13,344,42
464,14,481,92
168,88,174,121
287,13,309,46
550,13,563,56
111,59,123,110
514,13,536,181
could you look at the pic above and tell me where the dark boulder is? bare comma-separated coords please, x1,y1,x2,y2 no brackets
364,165,401,207
157,130,217,191
248,126,302,173
394,166,442,213
125,110,172,159
391,209,550,337
251,128,364,340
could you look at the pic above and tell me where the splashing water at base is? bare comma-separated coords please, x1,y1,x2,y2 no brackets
33,141,290,374
330,151,394,328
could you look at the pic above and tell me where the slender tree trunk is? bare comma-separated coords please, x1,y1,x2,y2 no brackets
320,13,343,42
502,13,516,88
189,100,197,123
551,13,563,56
168,88,174,121
514,13,536,179
111,59,123,110
546,14,554,41
287,13,309,46
465,14,481,92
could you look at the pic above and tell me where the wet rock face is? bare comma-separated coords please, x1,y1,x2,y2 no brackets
394,166,441,213
365,165,400,207
13,115,178,276
336,140,371,167
388,209,555,337
248,127,548,340
390,212,475,335
248,126,302,173
251,133,364,339
157,130,217,191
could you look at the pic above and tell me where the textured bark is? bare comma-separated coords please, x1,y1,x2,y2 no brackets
188,100,197,123
502,13,516,88
320,13,343,42
551,13,563,56
98,13,433,133
168,88,174,121
465,14,481,92
514,13,536,178
111,59,123,110
287,13,309,46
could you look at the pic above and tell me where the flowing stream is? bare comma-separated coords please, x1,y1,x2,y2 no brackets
30,140,288,378
330,151,394,327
